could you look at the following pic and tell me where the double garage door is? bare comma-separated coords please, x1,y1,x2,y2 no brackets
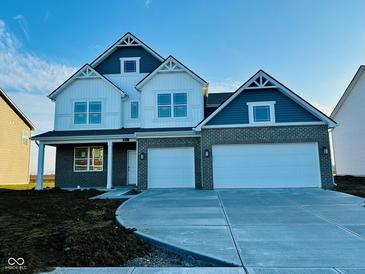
213,143,321,188
147,143,321,189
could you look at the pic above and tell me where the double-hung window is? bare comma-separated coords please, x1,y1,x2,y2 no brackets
74,147,103,172
74,102,87,124
74,101,102,125
247,101,276,124
173,93,187,117
157,92,187,118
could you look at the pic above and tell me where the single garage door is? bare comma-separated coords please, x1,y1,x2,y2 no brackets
212,143,321,188
148,147,195,188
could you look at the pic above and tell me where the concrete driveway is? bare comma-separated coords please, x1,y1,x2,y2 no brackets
116,188,365,273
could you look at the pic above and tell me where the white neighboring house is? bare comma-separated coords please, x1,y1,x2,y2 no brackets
331,65,365,176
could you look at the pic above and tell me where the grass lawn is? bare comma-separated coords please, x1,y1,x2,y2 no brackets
0,188,150,273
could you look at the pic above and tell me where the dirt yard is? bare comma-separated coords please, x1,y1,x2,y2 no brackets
0,188,150,273
334,175,365,198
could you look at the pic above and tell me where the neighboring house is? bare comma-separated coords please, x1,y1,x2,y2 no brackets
331,65,365,176
32,32,336,190
0,88,34,185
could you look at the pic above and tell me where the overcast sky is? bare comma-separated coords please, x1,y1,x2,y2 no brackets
1,0,365,174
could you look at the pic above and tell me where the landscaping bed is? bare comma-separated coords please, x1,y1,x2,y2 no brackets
0,188,212,273
334,175,365,198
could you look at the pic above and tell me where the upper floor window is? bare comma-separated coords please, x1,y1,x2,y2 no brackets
173,93,187,117
131,101,139,119
120,57,140,74
74,101,102,125
247,101,276,124
157,92,187,118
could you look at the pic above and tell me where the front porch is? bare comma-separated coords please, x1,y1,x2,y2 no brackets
35,140,137,190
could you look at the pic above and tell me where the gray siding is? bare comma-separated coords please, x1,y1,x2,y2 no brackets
55,142,136,188
208,88,320,125
201,125,333,189
94,46,162,74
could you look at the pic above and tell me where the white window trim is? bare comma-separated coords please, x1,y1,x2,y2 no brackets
74,101,102,125
120,57,141,74
247,101,276,124
130,100,139,119
157,92,188,119
74,146,104,172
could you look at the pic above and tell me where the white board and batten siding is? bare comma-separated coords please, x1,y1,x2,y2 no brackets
105,74,147,129
54,78,123,131
212,143,321,188
140,72,204,128
147,147,195,188
332,70,365,176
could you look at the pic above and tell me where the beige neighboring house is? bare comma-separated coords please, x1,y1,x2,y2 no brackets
331,65,365,176
0,88,34,185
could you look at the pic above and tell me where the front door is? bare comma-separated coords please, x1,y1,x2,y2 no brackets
127,150,137,185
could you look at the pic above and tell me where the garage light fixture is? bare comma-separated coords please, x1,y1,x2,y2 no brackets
205,149,210,158
140,152,145,160
322,147,329,155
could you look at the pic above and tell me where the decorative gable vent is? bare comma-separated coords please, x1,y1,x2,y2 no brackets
247,75,276,89
77,67,99,79
159,59,184,72
118,34,141,47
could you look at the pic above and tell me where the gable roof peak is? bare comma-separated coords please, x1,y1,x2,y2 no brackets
331,65,365,118
136,55,208,90
0,88,34,130
90,32,164,67
48,64,126,100
195,69,336,130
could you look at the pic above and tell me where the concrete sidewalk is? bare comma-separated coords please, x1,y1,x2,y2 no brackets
46,266,365,273
116,188,365,271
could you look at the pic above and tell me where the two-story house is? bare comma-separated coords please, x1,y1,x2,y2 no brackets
32,33,336,190
1,88,34,185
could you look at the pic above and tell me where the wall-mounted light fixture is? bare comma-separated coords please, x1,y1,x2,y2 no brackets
205,149,210,158
322,146,329,155
140,152,145,160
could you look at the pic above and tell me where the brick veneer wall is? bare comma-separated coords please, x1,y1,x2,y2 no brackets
201,125,333,189
137,137,201,189
55,142,135,188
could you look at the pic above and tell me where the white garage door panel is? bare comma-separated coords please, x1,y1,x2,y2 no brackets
148,147,195,188
213,143,321,188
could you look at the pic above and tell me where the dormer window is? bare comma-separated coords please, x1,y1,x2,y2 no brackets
120,57,140,74
247,101,276,124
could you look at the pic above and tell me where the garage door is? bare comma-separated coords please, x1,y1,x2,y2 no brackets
148,147,195,188
212,143,321,188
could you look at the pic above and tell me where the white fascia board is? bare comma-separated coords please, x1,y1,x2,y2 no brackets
202,121,326,129
48,65,127,101
0,88,35,130
331,65,365,118
90,33,164,67
135,56,208,90
135,130,200,138
195,70,336,131
34,134,137,144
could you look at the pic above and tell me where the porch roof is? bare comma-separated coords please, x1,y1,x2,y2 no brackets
31,127,195,141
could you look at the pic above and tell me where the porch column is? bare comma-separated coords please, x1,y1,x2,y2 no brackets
36,143,45,190
106,141,113,189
